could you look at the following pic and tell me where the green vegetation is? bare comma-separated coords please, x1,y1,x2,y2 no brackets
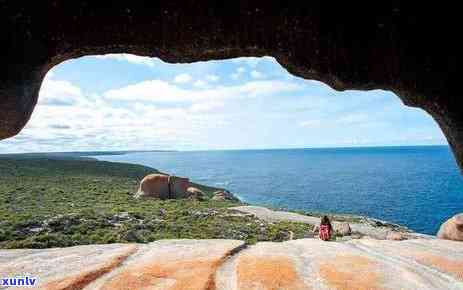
0,156,312,248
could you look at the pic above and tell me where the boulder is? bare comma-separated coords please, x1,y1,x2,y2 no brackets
186,187,207,201
168,176,189,199
135,174,189,199
136,174,170,199
334,222,352,236
437,213,463,241
212,190,239,201
386,231,406,241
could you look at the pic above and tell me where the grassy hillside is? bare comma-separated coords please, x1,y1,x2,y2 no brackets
0,156,312,248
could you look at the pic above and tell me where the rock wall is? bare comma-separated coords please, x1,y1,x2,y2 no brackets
1,2,462,169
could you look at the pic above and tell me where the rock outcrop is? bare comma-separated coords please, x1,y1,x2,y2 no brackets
438,213,463,241
212,190,239,202
334,222,352,236
2,238,463,289
386,230,407,241
136,174,189,199
186,187,207,201
168,176,190,199
136,174,170,199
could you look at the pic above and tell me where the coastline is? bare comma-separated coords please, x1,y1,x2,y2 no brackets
84,153,423,238
2,153,460,289
86,146,463,236
0,152,429,250
86,151,424,234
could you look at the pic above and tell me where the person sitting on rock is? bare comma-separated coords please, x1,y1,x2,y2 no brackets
318,215,333,241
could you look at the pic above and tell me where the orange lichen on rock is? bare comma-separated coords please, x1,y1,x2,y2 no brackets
41,245,138,290
100,258,222,290
236,255,309,290
415,253,463,281
319,255,384,290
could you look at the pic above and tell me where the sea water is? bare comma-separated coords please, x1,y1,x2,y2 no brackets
92,146,463,234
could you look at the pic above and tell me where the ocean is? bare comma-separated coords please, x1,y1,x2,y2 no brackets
92,145,463,235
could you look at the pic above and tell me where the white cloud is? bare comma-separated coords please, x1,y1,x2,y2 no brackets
193,80,208,88
174,73,193,84
38,79,83,106
205,74,220,82
20,78,220,152
231,67,246,80
93,54,156,67
104,79,302,103
232,56,276,68
104,80,185,102
16,75,304,152
250,70,265,79
189,101,224,113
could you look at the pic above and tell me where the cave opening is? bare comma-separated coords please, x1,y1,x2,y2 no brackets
2,3,463,287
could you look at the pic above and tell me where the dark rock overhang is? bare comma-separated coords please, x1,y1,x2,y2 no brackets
1,1,462,168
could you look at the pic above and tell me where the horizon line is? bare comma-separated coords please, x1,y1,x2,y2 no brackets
0,143,450,155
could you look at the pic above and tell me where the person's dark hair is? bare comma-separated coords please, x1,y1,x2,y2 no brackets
320,215,332,229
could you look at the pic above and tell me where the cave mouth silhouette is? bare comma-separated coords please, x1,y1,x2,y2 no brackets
2,2,460,170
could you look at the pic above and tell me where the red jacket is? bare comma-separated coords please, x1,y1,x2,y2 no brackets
319,224,331,241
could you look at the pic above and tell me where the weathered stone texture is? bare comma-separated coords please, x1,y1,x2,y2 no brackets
2,239,463,289
438,213,463,241
136,174,190,199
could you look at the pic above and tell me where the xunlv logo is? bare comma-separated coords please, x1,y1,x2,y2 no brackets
1,276,37,287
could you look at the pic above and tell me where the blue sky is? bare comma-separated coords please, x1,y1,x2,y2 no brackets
0,54,446,152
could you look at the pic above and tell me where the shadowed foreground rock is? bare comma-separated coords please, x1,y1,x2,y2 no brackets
1,239,462,289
